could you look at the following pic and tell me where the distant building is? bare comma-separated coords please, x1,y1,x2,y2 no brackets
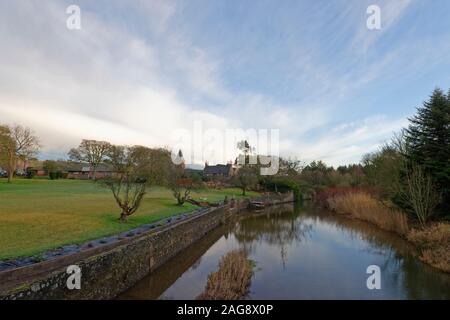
27,161,117,179
27,167,47,177
66,163,117,180
203,163,235,179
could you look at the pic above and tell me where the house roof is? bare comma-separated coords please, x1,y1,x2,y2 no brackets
203,164,231,175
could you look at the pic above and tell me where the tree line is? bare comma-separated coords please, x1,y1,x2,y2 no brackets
364,88,450,225
68,141,196,222
2,87,448,225
233,88,449,226
0,124,40,183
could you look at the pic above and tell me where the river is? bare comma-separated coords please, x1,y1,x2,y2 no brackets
119,203,450,299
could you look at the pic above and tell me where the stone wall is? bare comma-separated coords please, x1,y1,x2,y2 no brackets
0,192,293,300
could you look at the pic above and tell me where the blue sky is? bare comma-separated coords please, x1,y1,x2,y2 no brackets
0,0,449,166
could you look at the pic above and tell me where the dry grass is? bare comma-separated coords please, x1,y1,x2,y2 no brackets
407,223,450,273
327,192,409,236
315,186,377,207
327,191,450,273
197,250,253,300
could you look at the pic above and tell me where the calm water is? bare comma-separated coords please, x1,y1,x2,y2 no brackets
119,204,450,300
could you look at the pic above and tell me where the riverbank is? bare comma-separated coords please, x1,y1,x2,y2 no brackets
322,191,450,273
0,192,294,300
407,224,450,273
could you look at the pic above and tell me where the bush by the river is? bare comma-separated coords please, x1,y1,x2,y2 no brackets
197,250,253,300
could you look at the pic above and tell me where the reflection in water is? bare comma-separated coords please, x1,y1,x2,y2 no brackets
119,203,450,300
119,225,227,299
232,204,313,269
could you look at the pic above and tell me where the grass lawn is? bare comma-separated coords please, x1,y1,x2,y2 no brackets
0,179,258,260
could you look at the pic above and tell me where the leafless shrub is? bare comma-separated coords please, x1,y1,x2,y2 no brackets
197,250,253,300
399,164,441,227
407,223,450,273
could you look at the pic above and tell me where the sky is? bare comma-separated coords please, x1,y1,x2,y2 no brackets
0,0,449,167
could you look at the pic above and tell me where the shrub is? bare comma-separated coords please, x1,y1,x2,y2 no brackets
407,223,450,273
397,164,442,227
315,186,377,207
49,171,58,180
197,250,253,300
327,192,409,236
26,170,36,179
56,170,64,179
263,178,303,202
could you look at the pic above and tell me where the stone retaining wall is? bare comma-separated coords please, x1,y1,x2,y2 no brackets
0,192,293,300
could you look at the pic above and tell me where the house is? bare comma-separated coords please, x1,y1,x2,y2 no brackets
26,167,47,177
203,163,235,179
27,161,118,179
66,163,117,180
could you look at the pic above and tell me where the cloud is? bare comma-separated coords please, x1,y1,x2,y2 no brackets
1,0,446,168
287,116,409,165
0,1,232,161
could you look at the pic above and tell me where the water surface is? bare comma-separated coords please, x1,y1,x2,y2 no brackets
119,204,450,299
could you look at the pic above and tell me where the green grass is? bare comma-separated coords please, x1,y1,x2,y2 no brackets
0,179,258,260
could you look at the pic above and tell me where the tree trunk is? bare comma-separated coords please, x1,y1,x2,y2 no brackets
7,152,14,183
242,187,246,196
119,210,129,222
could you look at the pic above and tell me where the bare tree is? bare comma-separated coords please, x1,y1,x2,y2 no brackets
237,140,254,156
399,164,441,227
68,139,111,180
279,157,303,176
167,164,193,206
0,124,40,183
0,126,12,174
101,145,150,222
166,149,194,205
171,179,192,206
234,140,259,195
233,165,258,196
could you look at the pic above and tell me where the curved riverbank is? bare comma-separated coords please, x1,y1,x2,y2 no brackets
324,192,450,273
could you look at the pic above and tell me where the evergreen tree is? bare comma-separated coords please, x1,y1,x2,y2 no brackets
404,88,450,216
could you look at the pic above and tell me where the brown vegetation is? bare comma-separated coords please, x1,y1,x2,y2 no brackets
0,124,40,183
315,186,377,207
407,223,450,273
325,191,450,273
197,250,253,300
398,164,442,227
327,192,409,236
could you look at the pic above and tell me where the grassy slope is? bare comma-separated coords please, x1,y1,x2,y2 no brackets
0,179,257,260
